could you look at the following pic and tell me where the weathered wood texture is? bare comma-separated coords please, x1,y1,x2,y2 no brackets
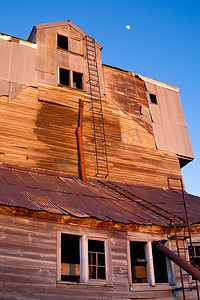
0,74,182,188
102,66,183,188
0,213,189,300
32,23,105,96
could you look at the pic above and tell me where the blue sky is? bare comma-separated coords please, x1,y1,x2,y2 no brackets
0,0,199,196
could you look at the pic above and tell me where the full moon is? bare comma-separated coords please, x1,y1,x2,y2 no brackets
126,25,130,30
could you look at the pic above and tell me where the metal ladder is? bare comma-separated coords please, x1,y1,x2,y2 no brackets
168,178,199,300
84,35,108,177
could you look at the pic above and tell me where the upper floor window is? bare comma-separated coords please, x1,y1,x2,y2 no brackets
149,93,158,104
59,67,83,90
57,34,68,51
59,68,70,87
73,72,83,89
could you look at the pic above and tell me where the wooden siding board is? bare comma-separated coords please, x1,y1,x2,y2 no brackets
0,78,183,188
0,214,198,299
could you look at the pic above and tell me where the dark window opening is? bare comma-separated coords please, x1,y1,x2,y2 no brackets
57,34,68,51
189,244,200,277
152,242,168,283
130,241,148,283
149,94,157,104
59,68,70,86
88,240,106,280
61,233,80,282
73,72,83,89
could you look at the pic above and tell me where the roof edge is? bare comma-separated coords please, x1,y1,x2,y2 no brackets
28,20,102,49
103,64,180,92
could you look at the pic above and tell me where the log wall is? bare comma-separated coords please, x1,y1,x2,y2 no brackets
1,213,195,300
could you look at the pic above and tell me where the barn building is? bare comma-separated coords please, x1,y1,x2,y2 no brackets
0,21,199,299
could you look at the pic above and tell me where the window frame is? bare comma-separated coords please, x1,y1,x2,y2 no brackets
56,33,83,56
127,240,155,286
58,67,84,90
186,239,200,283
57,231,112,286
127,235,170,289
57,33,69,51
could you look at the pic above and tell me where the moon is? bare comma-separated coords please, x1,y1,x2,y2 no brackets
126,25,130,30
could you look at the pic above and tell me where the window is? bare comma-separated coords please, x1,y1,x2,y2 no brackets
149,93,157,104
88,239,106,280
59,68,70,86
129,240,169,286
73,71,83,89
57,34,68,51
58,68,84,90
152,242,168,283
61,233,81,282
58,233,110,284
189,243,200,272
130,241,148,283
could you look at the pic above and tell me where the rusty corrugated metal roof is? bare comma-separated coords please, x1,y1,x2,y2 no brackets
0,165,199,226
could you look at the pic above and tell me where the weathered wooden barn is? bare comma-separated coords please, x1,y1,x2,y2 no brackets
0,21,199,299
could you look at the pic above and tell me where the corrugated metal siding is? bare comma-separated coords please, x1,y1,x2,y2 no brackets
0,39,38,100
0,165,199,225
145,82,193,158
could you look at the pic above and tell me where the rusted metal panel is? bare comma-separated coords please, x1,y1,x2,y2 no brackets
11,42,38,87
0,39,12,80
44,190,89,218
14,169,44,189
0,182,40,210
24,189,64,214
145,81,194,159
0,166,199,226
30,172,64,192
0,38,38,101
0,79,10,97
0,167,26,186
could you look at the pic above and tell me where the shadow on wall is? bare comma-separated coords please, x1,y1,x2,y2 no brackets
34,100,78,173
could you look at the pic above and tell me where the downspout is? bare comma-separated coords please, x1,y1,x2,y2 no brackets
76,99,86,182
157,243,200,281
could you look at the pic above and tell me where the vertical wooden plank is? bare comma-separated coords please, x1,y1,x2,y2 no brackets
146,242,155,286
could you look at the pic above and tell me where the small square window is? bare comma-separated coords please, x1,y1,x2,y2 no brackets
61,233,81,282
130,241,148,283
149,94,157,104
59,68,70,86
57,34,68,51
73,72,83,89
88,240,106,280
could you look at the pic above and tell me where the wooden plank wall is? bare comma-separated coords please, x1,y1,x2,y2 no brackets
0,84,96,176
102,66,183,188
0,213,181,300
0,76,182,188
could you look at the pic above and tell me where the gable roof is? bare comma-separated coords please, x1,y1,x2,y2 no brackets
0,164,199,227
28,20,103,49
